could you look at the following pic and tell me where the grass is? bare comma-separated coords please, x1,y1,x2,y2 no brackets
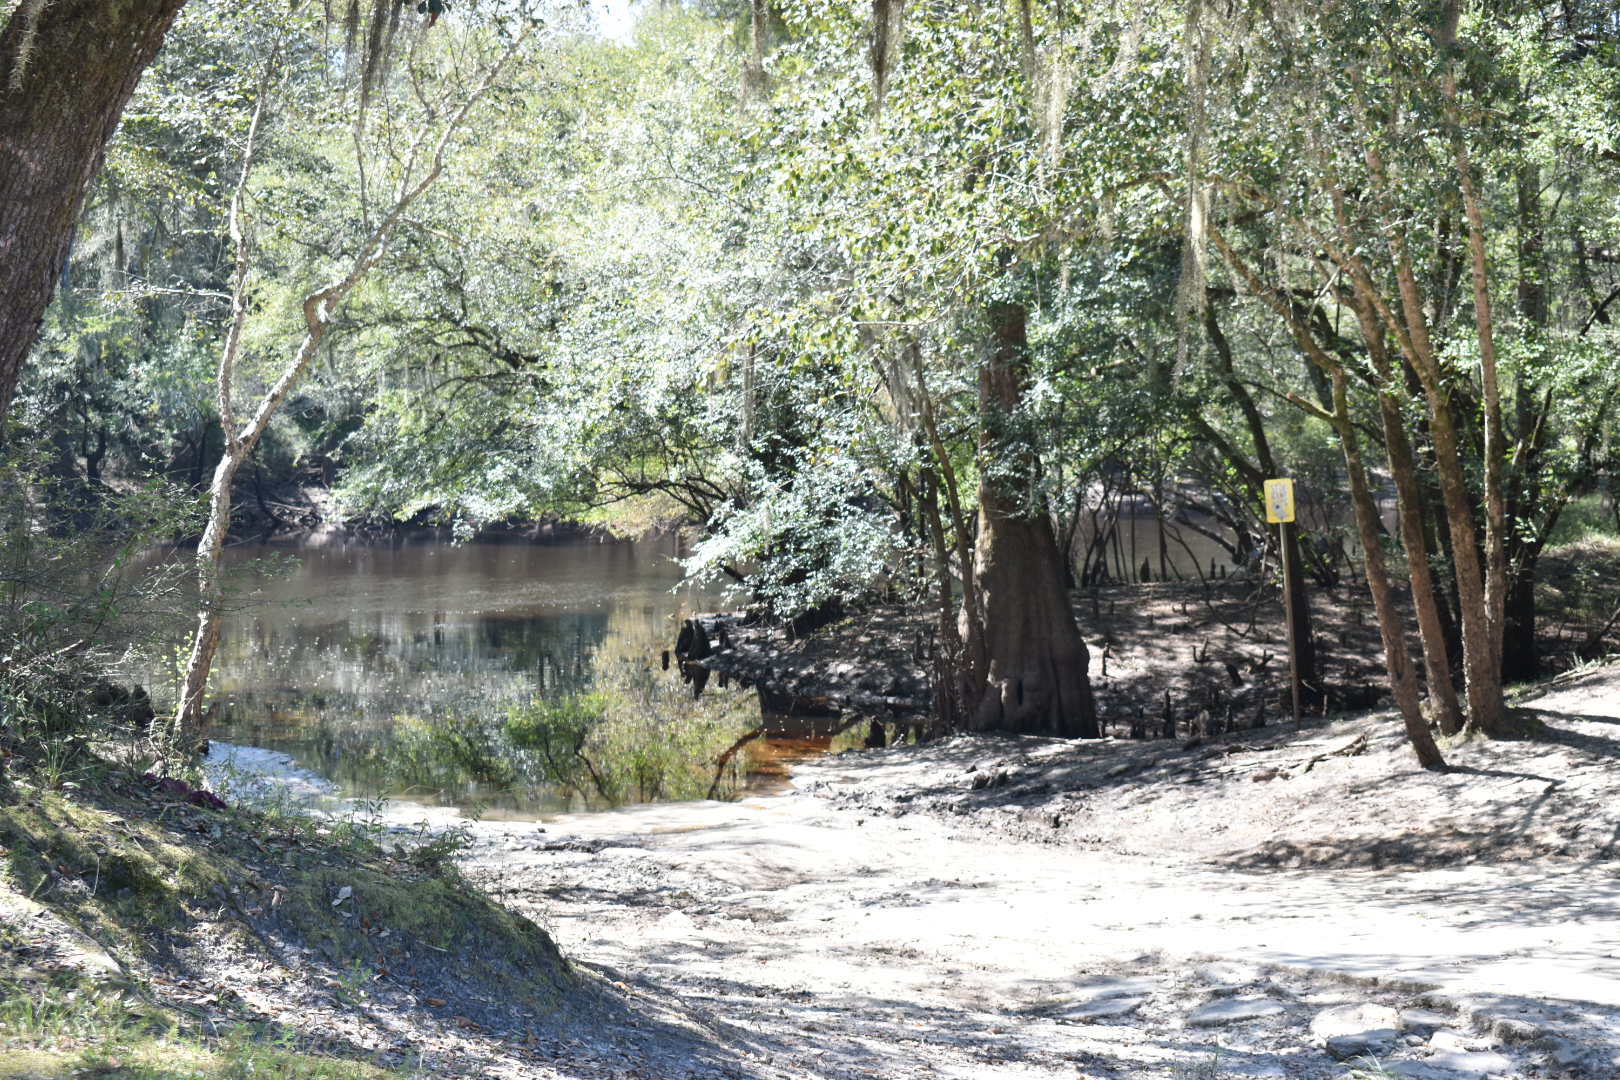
0,953,415,1080
1169,1054,1222,1079
1544,493,1620,548
1,1032,415,1079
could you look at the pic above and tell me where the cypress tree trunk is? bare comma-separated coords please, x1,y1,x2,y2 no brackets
0,0,188,427
1502,567,1538,683
1502,165,1549,684
967,301,1098,738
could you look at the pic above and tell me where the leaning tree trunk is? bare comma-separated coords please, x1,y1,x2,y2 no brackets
1351,298,1466,734
1328,368,1445,770
0,0,188,428
168,41,517,754
966,301,1098,738
169,452,247,749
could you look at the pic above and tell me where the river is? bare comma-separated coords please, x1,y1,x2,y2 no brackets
188,534,731,817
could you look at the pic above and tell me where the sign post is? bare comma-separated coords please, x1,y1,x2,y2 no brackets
1264,478,1302,729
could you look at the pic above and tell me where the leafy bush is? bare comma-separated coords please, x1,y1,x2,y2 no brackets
582,661,755,803
507,669,754,804
504,691,611,800
377,713,517,791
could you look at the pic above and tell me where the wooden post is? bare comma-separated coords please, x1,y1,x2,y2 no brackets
1281,519,1303,729
1264,477,1303,729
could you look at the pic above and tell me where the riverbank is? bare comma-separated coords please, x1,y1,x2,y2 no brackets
229,481,618,546
6,662,1619,1078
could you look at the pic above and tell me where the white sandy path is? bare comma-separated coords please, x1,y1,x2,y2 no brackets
491,787,1620,1004
460,772,1619,1077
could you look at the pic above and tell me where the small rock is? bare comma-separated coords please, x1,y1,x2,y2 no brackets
970,769,1011,791
1187,997,1287,1027
1062,995,1147,1022
1105,762,1132,778
1195,961,1262,990
1488,1016,1542,1043
1425,1049,1518,1077
1311,1003,1400,1044
1398,1008,1452,1036
1325,1032,1398,1061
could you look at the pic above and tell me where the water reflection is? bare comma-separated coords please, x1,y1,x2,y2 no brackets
194,535,726,815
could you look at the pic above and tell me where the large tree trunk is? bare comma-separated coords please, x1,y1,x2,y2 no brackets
0,0,187,427
1502,566,1538,683
1385,241,1510,736
1502,164,1549,684
966,301,1098,738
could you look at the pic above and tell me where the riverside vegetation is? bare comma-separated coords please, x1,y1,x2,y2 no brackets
3,1,1620,1077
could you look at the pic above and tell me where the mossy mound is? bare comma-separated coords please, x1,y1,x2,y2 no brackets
0,769,578,1072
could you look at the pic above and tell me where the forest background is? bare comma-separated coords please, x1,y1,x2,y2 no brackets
2,0,1620,773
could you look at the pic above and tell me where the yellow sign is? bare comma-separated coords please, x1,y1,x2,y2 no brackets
1264,478,1296,524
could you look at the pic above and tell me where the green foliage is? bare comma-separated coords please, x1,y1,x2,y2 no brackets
504,691,609,796
351,663,756,809
580,659,757,802
10,0,1620,721
383,713,518,790
507,665,756,804
0,447,199,765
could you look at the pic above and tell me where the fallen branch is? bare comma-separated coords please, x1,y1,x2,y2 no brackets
1301,731,1369,774
707,727,766,800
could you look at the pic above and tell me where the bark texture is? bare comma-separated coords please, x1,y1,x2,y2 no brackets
1351,298,1465,734
0,0,187,427
170,45,517,751
1330,368,1446,770
967,301,1098,738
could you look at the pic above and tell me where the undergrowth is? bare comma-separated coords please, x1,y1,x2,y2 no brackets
0,968,414,1079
